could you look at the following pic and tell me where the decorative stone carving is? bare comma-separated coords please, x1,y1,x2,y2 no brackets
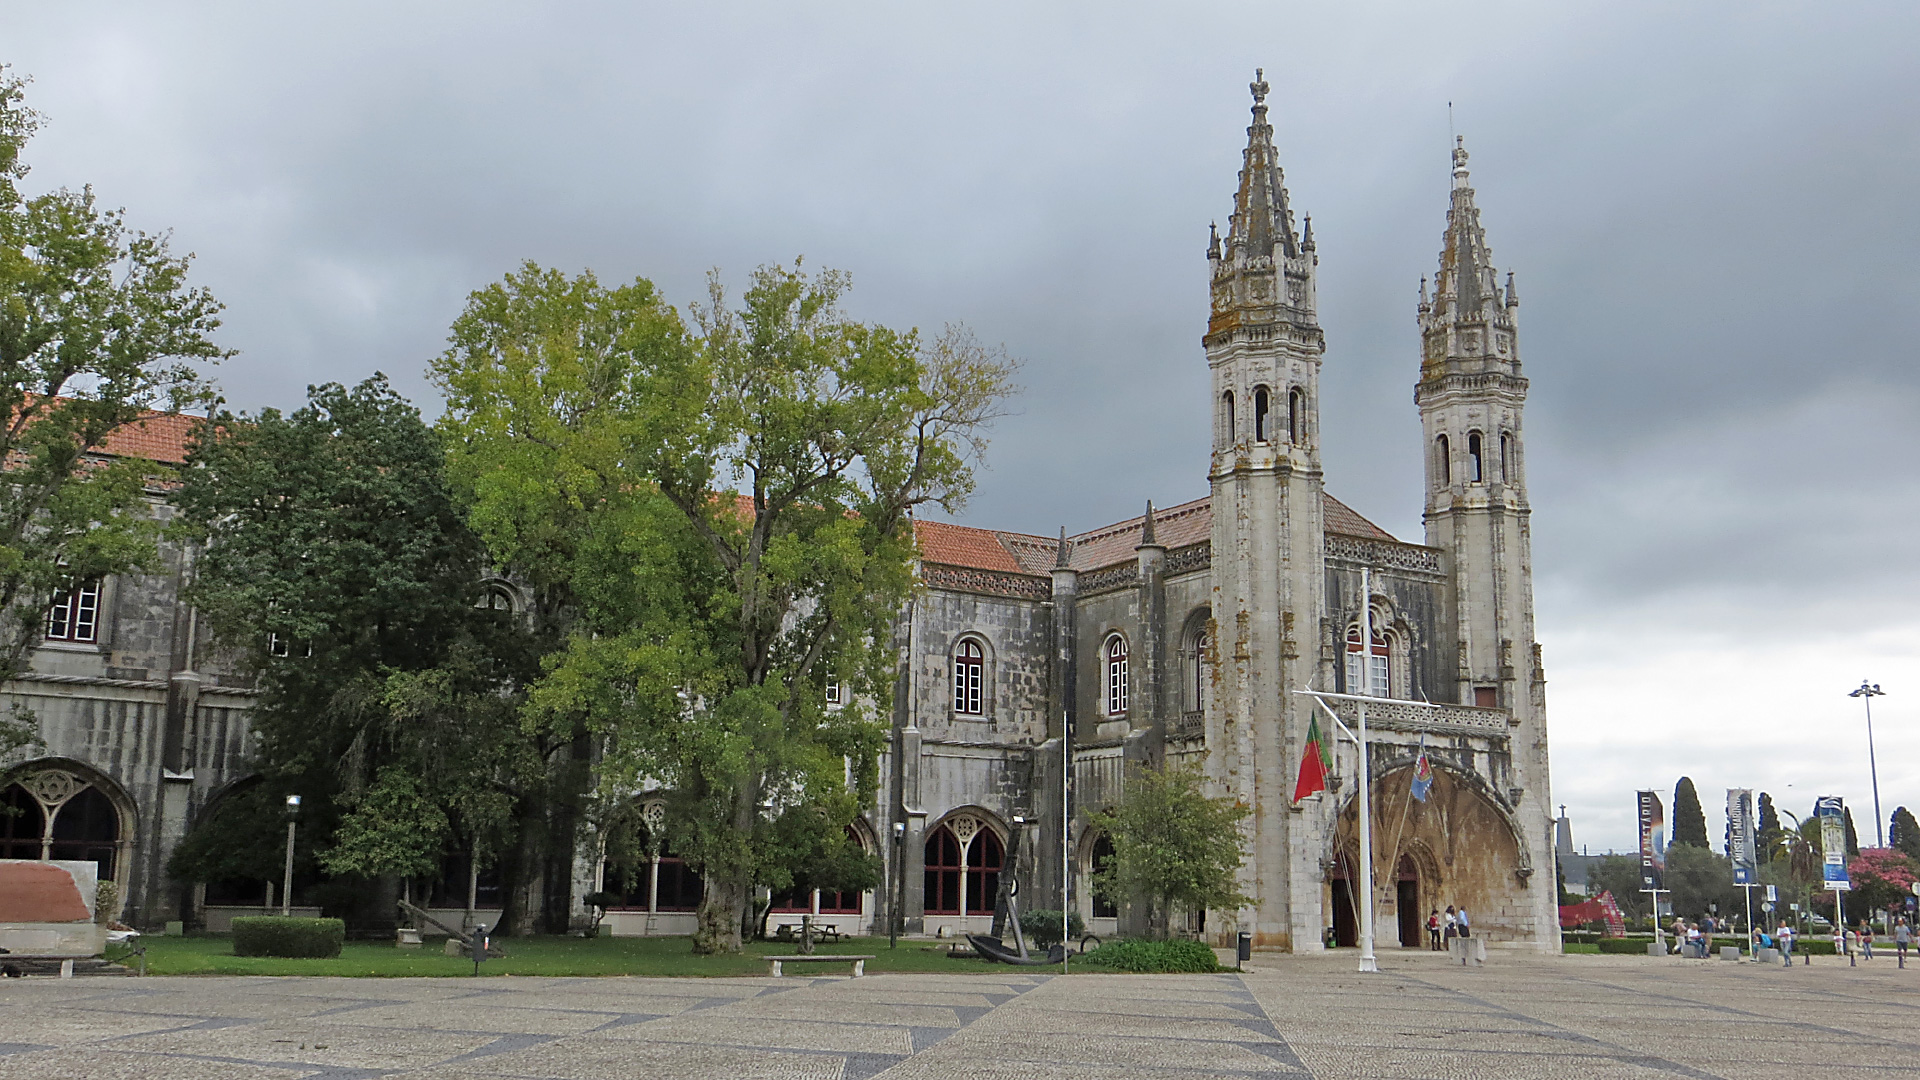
20,770,87,812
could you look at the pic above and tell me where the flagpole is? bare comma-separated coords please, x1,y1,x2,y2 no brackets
1355,568,1378,973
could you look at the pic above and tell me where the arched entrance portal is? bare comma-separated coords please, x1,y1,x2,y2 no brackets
1396,854,1421,947
0,764,130,885
1328,852,1357,948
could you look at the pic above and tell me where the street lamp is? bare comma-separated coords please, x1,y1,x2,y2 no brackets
890,821,905,949
282,794,301,917
1849,681,1886,848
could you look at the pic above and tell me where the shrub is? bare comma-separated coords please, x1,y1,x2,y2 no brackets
93,880,119,925
1078,938,1222,973
232,916,345,958
1597,937,1652,954
1019,909,1086,947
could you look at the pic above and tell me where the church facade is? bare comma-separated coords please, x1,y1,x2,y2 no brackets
0,74,1558,952
865,72,1557,952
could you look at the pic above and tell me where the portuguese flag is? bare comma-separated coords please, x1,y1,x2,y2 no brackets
1293,716,1333,803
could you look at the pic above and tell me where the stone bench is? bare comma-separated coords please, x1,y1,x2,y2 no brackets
767,954,875,978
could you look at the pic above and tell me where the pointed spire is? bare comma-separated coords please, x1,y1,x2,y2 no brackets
1504,269,1518,308
1419,275,1430,311
1438,135,1493,320
1054,526,1071,568
1139,500,1158,546
1208,221,1221,261
1225,67,1297,260
1301,213,1314,250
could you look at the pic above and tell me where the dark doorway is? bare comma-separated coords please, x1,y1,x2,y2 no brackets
1330,877,1357,947
1396,855,1421,947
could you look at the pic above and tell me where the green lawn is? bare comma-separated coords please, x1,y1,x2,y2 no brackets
1561,942,1601,954
135,934,1016,978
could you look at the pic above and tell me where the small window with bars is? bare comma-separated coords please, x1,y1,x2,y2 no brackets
45,581,101,644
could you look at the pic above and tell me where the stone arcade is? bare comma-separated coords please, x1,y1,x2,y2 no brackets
0,75,1557,952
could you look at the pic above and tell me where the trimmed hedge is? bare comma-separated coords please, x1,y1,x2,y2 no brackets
1078,938,1223,974
232,916,345,958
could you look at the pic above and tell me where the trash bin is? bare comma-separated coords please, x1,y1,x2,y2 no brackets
1237,931,1252,968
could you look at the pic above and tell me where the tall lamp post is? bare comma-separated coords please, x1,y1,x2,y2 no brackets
890,821,905,949
1849,681,1886,848
281,794,301,917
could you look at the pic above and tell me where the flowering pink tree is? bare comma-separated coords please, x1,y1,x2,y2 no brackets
1846,848,1919,916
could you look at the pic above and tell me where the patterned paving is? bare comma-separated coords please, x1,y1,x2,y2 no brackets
0,950,1914,1078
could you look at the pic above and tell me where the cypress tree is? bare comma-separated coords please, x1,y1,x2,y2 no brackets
1891,807,1920,861
1672,777,1709,848
1758,792,1781,836
1843,807,1859,858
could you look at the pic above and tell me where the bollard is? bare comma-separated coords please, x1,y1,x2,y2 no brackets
471,924,490,976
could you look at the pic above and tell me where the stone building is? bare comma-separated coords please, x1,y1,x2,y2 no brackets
0,73,1558,951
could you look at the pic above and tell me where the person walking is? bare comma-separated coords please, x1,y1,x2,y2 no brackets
1859,921,1874,960
1894,918,1911,967
1427,909,1442,951
1778,923,1795,967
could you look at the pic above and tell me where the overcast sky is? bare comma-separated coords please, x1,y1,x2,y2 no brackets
7,1,1917,854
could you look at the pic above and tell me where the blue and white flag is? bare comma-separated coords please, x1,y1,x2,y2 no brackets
1410,736,1433,803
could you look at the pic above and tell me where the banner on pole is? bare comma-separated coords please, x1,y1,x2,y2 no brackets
1637,790,1666,891
1815,795,1850,890
1727,788,1758,884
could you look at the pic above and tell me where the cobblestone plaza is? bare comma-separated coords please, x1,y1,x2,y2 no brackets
1,951,1914,1079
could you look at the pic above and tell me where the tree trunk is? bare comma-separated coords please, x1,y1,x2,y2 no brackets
690,777,760,954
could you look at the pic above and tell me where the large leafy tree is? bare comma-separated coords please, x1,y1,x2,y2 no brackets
1090,763,1252,939
432,261,1017,952
1586,855,1650,920
0,69,222,754
1671,777,1708,848
176,376,554,930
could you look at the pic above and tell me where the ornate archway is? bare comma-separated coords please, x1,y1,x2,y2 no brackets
0,760,136,886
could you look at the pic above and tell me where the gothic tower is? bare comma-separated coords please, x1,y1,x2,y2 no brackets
1205,70,1327,951
1415,138,1557,942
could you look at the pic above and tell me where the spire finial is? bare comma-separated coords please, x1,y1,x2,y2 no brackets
1054,526,1071,568
1504,269,1518,307
1140,500,1158,546
1452,135,1470,184
1208,221,1221,260
1301,213,1314,250
1250,68,1268,110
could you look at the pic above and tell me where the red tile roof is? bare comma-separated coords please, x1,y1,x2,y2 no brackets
914,492,1409,576
98,411,202,465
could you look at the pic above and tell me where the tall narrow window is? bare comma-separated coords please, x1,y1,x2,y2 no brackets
1221,391,1235,442
1288,388,1305,444
45,581,100,644
1187,630,1209,713
1345,625,1390,697
1500,432,1513,482
824,679,843,707
953,639,984,716
1105,635,1129,716
1467,432,1484,483
1436,435,1451,485
1253,387,1271,442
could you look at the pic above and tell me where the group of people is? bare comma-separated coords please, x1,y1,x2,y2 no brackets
1748,915,1913,967
1672,915,1729,958
1424,905,1471,950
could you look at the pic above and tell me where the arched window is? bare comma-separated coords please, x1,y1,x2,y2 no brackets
479,583,515,612
1500,432,1513,482
952,638,984,717
45,580,101,643
1467,432,1484,483
1105,635,1129,716
1253,387,1272,442
923,816,1002,917
0,769,123,881
1090,834,1118,918
1186,628,1209,713
1436,434,1451,485
1221,391,1235,442
1288,387,1306,444
1345,623,1390,697
598,808,705,913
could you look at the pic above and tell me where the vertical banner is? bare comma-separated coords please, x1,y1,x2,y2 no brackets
1816,795,1850,890
1637,790,1666,891
1727,789,1758,884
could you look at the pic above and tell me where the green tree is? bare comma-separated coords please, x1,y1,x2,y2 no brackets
1843,807,1859,858
1671,777,1708,848
1090,762,1252,939
1586,855,1650,920
1758,792,1785,862
1663,843,1741,923
176,376,554,930
1890,806,1920,861
432,261,1017,953
0,69,223,753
